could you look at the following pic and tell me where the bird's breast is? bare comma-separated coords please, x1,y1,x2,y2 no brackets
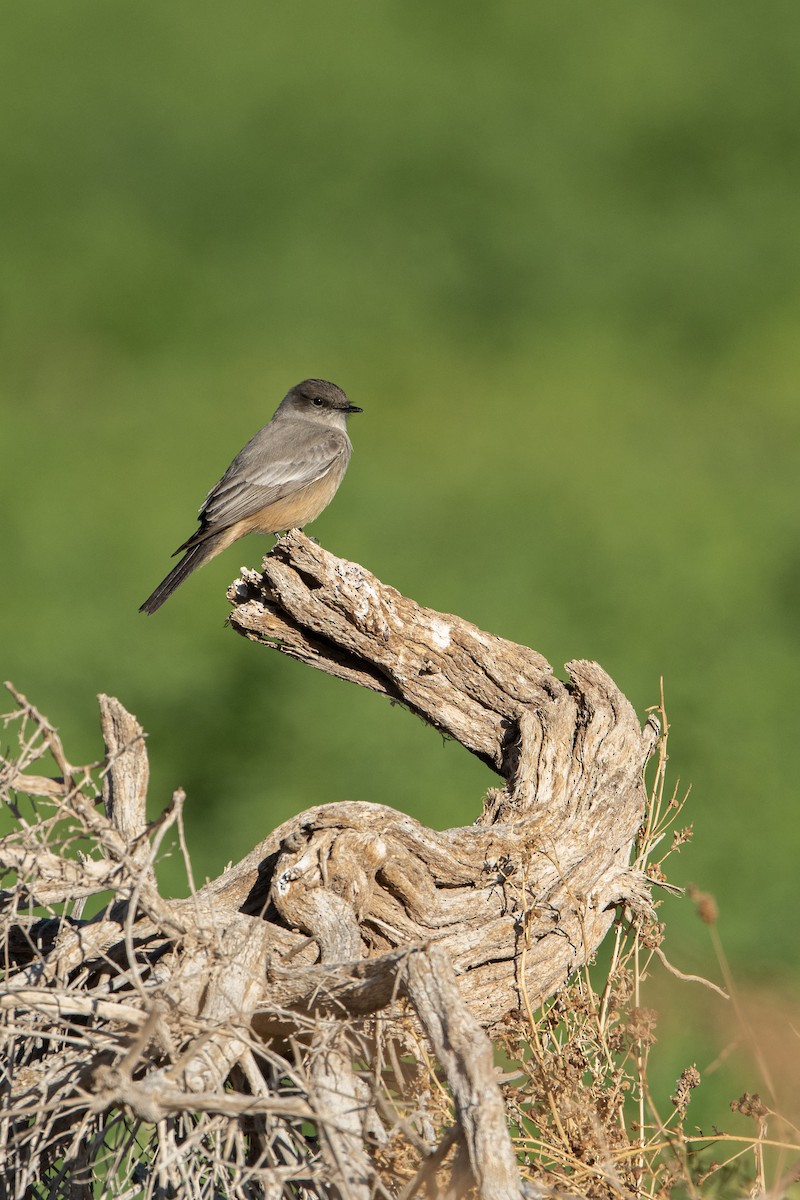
239,453,350,535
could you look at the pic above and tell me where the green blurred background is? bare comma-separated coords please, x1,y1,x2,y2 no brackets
2,0,798,1134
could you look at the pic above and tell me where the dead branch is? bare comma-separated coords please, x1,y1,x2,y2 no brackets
0,536,658,1198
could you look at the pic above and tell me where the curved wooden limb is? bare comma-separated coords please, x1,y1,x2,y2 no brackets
1,537,657,1198
218,532,654,1025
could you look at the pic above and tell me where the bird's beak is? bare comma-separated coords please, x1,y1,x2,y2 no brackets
346,404,363,414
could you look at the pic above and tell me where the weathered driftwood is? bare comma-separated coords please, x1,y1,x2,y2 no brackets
223,532,657,1023
0,535,657,1199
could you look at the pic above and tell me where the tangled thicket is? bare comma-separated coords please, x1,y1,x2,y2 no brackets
1,535,794,1199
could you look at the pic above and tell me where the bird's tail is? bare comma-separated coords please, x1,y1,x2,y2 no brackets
139,535,223,614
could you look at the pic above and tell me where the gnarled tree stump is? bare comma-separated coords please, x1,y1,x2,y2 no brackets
1,533,658,1200
224,533,656,1025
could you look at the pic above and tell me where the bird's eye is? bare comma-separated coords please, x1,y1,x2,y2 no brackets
312,397,324,407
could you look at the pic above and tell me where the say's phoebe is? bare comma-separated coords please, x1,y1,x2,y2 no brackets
139,378,362,614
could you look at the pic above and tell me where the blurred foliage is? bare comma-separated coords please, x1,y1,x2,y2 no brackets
1,0,799,1132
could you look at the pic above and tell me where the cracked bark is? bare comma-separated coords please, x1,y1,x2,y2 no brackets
2,535,657,1198
218,532,656,1028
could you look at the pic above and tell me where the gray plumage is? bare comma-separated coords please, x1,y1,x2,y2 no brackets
140,379,362,614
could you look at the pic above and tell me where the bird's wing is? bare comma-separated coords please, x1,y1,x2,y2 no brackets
198,423,350,530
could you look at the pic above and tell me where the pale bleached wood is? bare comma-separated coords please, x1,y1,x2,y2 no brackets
205,536,655,1029
98,693,149,841
1,538,656,1198
403,944,524,1200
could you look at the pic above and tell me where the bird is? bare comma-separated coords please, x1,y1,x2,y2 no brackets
139,378,362,614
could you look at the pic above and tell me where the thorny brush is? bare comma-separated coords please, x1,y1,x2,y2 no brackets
1,681,798,1199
